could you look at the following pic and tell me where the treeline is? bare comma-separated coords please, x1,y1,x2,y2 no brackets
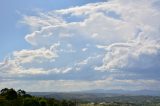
0,88,76,106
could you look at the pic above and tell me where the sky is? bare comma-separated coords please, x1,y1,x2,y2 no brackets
0,0,160,92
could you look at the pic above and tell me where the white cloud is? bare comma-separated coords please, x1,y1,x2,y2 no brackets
0,59,73,76
13,48,58,64
82,48,88,52
14,0,160,73
96,26,160,71
25,12,136,46
96,36,160,71
22,13,65,31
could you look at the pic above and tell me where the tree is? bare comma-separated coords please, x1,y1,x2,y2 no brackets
0,88,9,96
0,88,18,100
17,89,26,96
5,88,18,100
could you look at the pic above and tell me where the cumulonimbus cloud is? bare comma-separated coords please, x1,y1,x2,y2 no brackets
0,0,160,91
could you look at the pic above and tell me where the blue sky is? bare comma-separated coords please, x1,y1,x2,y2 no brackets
0,0,160,92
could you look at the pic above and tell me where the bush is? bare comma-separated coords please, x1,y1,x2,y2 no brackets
39,99,48,106
23,98,40,106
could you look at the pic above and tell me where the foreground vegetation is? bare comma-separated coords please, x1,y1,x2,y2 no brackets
0,88,75,106
1,88,160,106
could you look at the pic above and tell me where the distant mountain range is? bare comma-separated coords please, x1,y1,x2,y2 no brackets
29,89,160,101
78,89,160,96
